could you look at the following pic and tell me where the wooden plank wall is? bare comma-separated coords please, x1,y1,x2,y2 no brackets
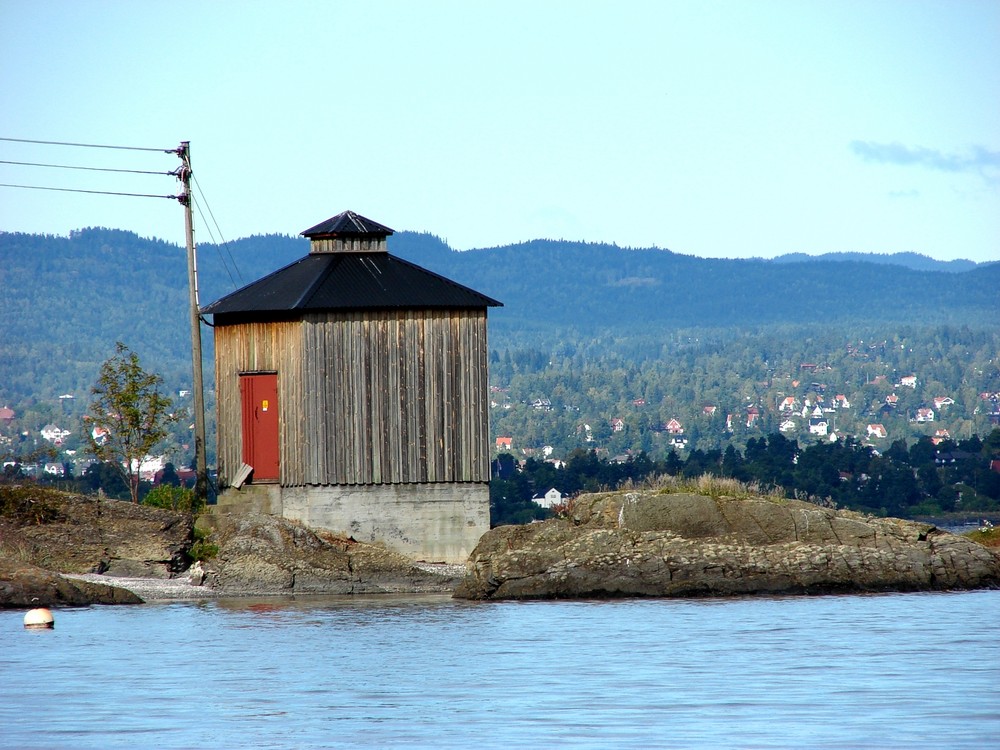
213,321,302,486
214,309,490,488
302,309,490,486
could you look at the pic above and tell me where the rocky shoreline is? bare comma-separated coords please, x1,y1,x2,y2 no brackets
3,485,999,607
62,572,220,601
0,486,464,607
454,490,1000,599
62,560,467,602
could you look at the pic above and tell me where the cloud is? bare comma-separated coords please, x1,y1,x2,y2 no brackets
850,141,1000,180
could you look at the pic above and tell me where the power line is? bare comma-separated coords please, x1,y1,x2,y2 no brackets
0,158,174,176
193,174,244,288
0,182,177,200
194,201,242,289
192,197,240,290
0,136,175,153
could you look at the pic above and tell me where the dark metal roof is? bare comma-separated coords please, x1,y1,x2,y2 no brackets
201,252,501,319
301,210,394,238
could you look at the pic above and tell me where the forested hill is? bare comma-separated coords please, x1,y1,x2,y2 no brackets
389,234,998,334
770,251,981,273
0,227,997,405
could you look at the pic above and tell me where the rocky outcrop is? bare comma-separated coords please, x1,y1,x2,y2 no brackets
2,486,465,605
1,485,191,607
454,491,1000,600
1,486,193,579
0,559,142,607
200,512,464,596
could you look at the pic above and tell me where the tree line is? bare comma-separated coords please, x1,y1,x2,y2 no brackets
490,429,1000,526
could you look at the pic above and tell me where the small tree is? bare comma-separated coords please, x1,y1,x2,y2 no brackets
87,342,176,503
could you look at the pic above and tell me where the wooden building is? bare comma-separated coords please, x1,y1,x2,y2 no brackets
202,211,501,562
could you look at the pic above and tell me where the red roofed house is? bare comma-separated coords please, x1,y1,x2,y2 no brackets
867,424,888,439
932,429,951,445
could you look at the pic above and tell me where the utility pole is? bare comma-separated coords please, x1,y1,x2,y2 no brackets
176,141,209,502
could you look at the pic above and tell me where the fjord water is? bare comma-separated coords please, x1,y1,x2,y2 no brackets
2,591,997,749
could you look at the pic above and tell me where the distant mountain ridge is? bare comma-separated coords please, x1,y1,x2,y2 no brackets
386,233,998,336
769,251,985,273
1,227,997,408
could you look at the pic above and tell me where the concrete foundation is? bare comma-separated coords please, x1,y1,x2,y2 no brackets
216,483,282,515
215,482,489,564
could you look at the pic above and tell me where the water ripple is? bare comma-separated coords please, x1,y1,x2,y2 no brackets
1,590,997,748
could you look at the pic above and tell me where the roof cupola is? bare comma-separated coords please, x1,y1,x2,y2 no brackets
301,210,393,254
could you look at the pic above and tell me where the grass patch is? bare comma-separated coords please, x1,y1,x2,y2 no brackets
0,485,64,525
0,529,35,562
627,473,787,502
964,526,1000,548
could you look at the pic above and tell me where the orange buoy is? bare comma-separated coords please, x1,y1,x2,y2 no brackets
23,608,54,629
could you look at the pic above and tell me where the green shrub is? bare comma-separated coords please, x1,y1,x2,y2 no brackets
189,526,218,561
143,485,204,514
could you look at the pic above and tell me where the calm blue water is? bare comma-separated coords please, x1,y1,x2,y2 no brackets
2,591,998,749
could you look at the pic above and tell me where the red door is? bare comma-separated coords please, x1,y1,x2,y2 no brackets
240,373,279,482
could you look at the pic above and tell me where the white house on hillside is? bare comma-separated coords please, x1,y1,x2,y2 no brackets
40,424,71,445
129,454,168,481
533,488,564,509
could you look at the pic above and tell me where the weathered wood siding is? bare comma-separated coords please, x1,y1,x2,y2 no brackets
214,309,490,488
213,321,303,487
309,237,387,254
301,309,490,485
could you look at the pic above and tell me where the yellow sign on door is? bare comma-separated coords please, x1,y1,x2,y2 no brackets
262,400,269,411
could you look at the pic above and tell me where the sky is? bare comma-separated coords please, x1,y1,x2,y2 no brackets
1,1,998,262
